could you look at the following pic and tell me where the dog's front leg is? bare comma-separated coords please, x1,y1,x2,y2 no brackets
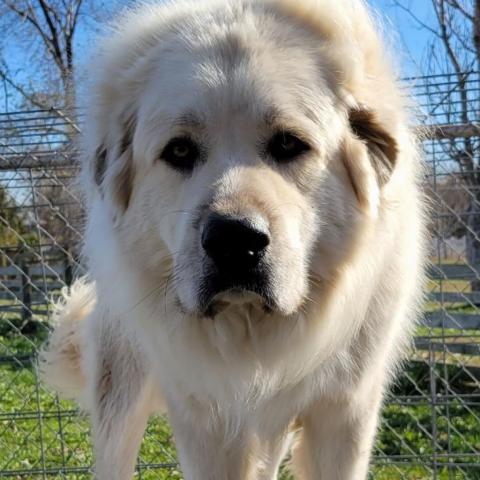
255,429,296,480
293,387,383,480
89,324,153,480
167,400,255,480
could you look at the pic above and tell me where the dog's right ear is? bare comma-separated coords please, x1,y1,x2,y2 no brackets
94,146,108,189
91,117,136,212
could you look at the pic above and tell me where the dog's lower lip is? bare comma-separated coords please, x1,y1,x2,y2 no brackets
202,288,269,317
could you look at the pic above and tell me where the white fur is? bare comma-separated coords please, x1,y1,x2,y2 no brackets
41,1,427,479
39,280,95,408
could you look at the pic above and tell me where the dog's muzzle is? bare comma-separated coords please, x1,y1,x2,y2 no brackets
199,213,274,314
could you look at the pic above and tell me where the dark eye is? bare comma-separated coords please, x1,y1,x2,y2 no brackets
267,132,311,163
160,137,200,171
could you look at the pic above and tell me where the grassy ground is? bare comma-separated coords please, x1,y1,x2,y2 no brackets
1,299,480,479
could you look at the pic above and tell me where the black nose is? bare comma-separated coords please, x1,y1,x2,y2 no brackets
201,215,270,270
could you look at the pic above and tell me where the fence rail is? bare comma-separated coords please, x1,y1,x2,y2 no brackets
1,72,480,479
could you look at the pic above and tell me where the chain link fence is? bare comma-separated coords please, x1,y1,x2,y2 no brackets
0,72,479,479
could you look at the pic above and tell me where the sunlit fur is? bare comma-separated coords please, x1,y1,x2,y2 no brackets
40,1,428,478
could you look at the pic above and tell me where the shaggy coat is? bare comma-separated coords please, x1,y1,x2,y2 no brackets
41,0,427,478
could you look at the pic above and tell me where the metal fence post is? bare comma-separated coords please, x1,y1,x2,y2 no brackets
20,260,31,323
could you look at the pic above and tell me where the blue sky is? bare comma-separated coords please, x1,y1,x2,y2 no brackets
0,1,441,110
84,0,435,77
97,0,435,77
371,0,436,77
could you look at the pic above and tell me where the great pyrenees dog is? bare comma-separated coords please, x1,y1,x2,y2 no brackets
41,0,427,478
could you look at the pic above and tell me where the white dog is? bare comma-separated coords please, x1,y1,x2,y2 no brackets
41,0,427,478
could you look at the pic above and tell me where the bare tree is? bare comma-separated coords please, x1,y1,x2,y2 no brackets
0,0,87,109
475,0,480,62
391,0,480,284
0,0,127,110
0,1,126,257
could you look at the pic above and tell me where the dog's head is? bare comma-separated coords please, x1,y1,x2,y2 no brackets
84,0,404,318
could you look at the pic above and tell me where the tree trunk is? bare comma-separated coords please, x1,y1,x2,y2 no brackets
474,0,480,64
470,2,480,291
467,178,480,292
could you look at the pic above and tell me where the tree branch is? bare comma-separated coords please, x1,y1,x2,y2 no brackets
433,0,463,75
1,0,65,73
0,67,53,110
474,0,480,64
37,0,65,71
70,0,83,36
390,0,440,36
445,0,474,22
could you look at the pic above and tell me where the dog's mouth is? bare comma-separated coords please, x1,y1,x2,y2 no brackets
198,270,276,318
203,288,273,317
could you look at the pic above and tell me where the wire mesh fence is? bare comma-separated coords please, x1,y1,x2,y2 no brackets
0,72,479,479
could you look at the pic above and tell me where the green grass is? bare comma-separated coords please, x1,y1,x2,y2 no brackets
0,351,181,479
1,325,480,479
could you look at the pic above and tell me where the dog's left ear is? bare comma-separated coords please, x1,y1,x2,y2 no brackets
348,108,398,187
341,108,398,216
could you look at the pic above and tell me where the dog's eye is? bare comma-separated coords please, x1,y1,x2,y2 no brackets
161,137,200,171
267,132,311,163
